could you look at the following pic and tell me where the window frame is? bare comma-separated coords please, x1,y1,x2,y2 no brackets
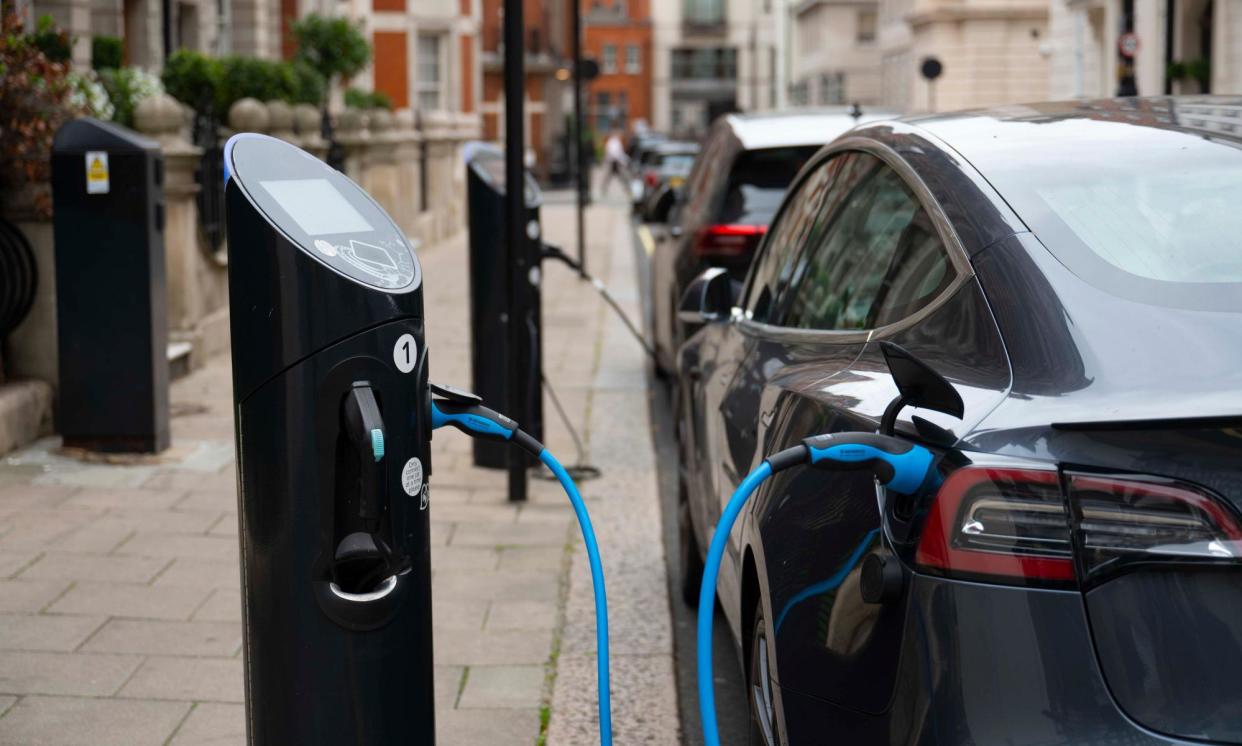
416,32,446,112
602,43,618,73
625,43,641,74
736,137,973,343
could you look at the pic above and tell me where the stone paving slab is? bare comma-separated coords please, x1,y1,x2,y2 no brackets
0,195,678,744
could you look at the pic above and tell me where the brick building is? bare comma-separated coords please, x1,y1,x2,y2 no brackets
340,0,480,119
478,0,572,177
583,0,653,136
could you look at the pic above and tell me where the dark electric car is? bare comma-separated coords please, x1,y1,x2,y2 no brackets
676,97,1242,745
650,109,893,375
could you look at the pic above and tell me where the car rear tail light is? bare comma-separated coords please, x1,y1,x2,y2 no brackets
915,468,1075,587
914,466,1242,588
691,224,766,259
1069,474,1242,582
644,170,659,187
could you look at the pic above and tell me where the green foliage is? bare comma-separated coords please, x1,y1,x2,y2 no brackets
214,55,296,113
97,67,163,127
162,49,219,116
292,14,370,85
30,15,71,62
290,61,326,105
344,87,392,110
91,35,123,70
1168,57,1211,91
163,49,326,118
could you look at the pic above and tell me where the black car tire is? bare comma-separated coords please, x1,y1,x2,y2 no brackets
748,604,781,746
678,484,704,607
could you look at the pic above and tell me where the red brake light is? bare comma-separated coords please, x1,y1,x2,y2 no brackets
691,224,766,259
915,466,1242,589
644,170,659,187
915,467,1075,587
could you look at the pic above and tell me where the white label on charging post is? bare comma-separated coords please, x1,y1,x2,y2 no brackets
401,457,423,496
393,333,417,373
85,151,109,194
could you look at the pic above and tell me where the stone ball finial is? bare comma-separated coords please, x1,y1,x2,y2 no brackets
369,108,394,133
134,93,185,136
393,109,415,132
266,100,295,133
293,104,321,136
228,98,270,133
337,107,369,135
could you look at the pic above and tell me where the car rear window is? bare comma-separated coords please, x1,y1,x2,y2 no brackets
717,146,820,226
959,119,1242,311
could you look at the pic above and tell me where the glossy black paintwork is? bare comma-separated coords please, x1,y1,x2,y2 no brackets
226,142,434,744
676,98,1242,744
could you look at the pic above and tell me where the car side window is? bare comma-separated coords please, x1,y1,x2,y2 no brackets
744,153,868,323
782,154,954,331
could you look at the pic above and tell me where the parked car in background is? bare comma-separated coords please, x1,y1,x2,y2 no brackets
627,131,667,203
676,96,1242,745
633,141,699,211
649,108,892,376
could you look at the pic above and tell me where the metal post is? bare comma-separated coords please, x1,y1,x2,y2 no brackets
573,0,587,276
504,0,529,502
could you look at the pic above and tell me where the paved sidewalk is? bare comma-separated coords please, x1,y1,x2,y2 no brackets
0,196,678,744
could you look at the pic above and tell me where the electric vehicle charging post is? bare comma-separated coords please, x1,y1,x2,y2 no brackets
464,145,545,500
224,134,434,745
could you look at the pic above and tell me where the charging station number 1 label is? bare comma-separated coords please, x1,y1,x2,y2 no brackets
394,334,417,374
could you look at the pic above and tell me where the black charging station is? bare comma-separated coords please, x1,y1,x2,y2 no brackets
224,134,434,745
465,146,544,498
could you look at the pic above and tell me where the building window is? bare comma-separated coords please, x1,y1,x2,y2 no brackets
818,72,845,104
417,33,444,111
625,44,640,73
596,91,613,130
617,90,629,127
603,44,618,73
672,47,736,80
684,0,724,25
857,10,877,43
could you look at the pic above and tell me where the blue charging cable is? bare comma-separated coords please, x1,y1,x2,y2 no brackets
428,384,612,746
697,432,939,746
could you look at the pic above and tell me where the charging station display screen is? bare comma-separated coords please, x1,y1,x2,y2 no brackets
228,134,420,293
260,179,375,236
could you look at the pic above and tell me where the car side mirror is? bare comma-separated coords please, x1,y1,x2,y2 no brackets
678,267,735,325
878,341,964,436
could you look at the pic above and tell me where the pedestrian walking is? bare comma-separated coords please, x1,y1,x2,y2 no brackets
598,129,630,199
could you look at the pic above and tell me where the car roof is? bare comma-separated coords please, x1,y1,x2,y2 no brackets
721,107,901,150
906,96,1242,179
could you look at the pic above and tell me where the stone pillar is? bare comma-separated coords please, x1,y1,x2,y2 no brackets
293,104,328,160
361,109,404,229
266,100,297,143
137,93,230,368
392,109,423,238
336,109,371,184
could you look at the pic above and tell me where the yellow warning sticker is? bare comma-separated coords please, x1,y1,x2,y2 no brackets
85,151,109,194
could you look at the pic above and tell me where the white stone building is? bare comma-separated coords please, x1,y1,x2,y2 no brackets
1047,0,1242,98
652,0,780,137
789,0,883,106
874,0,1050,112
